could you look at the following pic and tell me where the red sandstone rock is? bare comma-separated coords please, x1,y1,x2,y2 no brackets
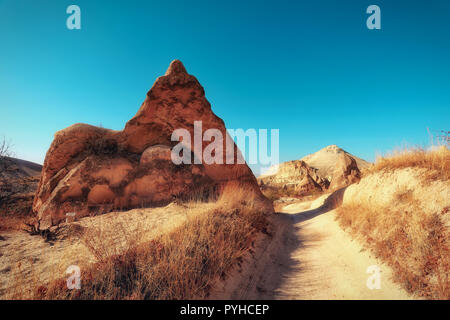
33,60,273,229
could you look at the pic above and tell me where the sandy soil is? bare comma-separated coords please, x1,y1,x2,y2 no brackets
211,193,413,300
1,192,415,300
0,201,214,299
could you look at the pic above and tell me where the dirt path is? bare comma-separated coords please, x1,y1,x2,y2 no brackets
212,194,413,300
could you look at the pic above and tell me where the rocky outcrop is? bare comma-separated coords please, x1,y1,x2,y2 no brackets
328,153,362,190
259,145,369,197
259,160,329,196
301,145,369,182
33,60,273,229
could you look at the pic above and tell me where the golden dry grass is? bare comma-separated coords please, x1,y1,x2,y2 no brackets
260,185,324,203
3,202,210,299
15,188,269,300
367,146,450,180
336,200,449,299
260,185,294,202
336,147,449,299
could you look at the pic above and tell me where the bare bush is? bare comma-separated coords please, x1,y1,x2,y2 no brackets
0,135,16,181
0,136,15,202
427,128,449,148
0,136,14,156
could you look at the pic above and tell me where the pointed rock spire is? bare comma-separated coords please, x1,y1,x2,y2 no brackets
165,59,188,76
33,59,274,229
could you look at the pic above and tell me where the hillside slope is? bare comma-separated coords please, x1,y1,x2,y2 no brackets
336,147,449,299
0,157,42,179
0,157,42,225
301,144,370,180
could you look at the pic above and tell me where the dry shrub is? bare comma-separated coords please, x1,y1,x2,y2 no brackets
0,214,33,231
261,186,294,202
0,176,39,231
31,194,268,300
260,185,322,202
84,136,120,156
336,196,449,300
367,146,450,180
81,217,147,262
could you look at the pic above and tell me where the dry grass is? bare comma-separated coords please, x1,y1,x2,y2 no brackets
0,214,32,231
367,146,450,180
21,190,268,300
336,200,449,299
260,185,323,203
337,145,450,299
1,201,220,299
0,175,39,231
336,146,450,300
261,186,295,202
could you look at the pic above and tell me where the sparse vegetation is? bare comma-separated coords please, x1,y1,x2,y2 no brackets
0,136,14,160
367,146,450,180
260,184,323,202
0,136,15,203
336,146,450,299
260,185,297,202
0,211,35,231
336,200,448,299
85,136,121,156
0,136,29,231
0,177,40,231
0,173,39,231
10,190,269,300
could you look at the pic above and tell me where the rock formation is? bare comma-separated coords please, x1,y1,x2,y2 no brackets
259,160,329,196
328,153,361,190
33,60,273,229
259,145,369,197
301,145,369,182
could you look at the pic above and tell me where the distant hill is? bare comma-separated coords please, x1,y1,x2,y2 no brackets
0,157,42,217
0,157,42,179
258,145,370,197
300,145,370,181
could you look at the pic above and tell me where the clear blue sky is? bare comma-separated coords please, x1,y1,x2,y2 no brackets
1,0,449,167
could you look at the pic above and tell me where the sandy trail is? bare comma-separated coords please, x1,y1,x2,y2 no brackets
213,193,412,300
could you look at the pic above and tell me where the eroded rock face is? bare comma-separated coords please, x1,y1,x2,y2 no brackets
33,60,273,229
329,153,361,190
301,145,369,181
258,145,368,197
259,160,329,196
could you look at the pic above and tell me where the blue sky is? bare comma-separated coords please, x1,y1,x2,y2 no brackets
1,0,449,168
